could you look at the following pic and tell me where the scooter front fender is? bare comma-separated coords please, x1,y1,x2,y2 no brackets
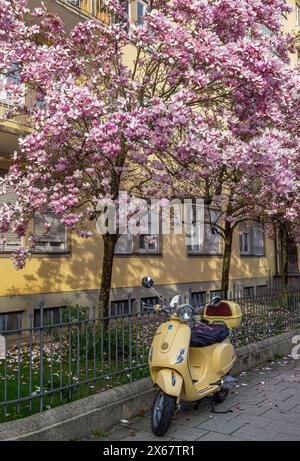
154,369,183,398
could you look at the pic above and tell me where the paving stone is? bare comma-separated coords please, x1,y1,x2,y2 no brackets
281,383,300,391
166,426,209,441
98,428,134,441
291,404,300,414
234,394,267,405
262,408,300,425
171,411,213,428
232,413,273,428
122,431,173,441
255,390,295,401
272,433,300,441
129,417,152,432
259,396,299,411
231,424,278,441
197,431,242,441
197,417,247,435
232,402,272,416
267,420,300,436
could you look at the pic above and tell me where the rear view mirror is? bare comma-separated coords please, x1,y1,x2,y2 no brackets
142,276,154,289
170,295,181,308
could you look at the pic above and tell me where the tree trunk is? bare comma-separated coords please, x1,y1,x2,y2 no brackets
280,222,288,287
98,233,119,317
221,222,233,299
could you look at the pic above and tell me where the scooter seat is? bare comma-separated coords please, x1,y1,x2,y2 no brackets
190,323,230,347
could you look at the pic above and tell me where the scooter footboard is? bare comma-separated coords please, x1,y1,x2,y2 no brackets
154,369,183,397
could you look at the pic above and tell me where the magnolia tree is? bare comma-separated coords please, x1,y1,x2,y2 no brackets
164,125,300,293
0,0,299,313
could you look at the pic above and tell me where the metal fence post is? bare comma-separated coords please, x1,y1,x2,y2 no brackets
39,301,45,413
128,294,133,383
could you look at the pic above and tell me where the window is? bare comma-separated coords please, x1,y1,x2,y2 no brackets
243,286,255,299
34,306,63,328
135,234,159,254
256,285,267,296
210,290,222,299
115,233,134,254
261,24,274,37
115,208,160,255
33,212,67,253
111,299,130,316
92,0,107,16
190,291,207,307
0,170,22,252
141,296,160,311
109,1,129,24
239,222,265,256
188,208,221,255
239,229,250,255
0,311,23,332
68,0,80,7
115,233,160,255
296,4,300,26
137,0,147,25
0,63,24,104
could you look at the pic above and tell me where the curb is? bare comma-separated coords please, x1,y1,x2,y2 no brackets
0,327,299,441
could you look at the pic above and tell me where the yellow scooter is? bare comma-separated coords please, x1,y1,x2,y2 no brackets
142,276,242,436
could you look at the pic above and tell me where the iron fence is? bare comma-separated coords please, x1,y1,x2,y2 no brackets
0,287,300,423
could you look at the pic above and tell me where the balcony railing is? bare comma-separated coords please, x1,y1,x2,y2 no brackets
58,0,111,24
0,91,34,129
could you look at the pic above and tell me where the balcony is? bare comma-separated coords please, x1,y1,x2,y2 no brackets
0,94,34,130
28,1,111,30
59,0,110,23
0,1,116,144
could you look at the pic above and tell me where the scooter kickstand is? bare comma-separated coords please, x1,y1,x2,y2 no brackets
210,396,233,414
194,401,201,411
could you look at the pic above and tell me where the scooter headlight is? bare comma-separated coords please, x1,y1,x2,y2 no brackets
176,304,194,321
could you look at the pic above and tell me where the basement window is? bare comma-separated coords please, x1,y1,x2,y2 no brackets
0,311,23,332
191,291,207,307
243,286,255,299
110,299,135,316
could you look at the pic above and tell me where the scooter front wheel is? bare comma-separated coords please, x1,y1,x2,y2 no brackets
151,390,176,436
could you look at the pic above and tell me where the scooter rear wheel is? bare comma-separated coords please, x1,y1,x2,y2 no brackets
151,390,176,436
212,386,229,403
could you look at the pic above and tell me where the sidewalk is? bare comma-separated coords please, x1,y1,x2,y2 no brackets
84,356,300,441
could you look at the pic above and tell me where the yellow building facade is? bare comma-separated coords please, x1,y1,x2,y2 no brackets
0,0,299,328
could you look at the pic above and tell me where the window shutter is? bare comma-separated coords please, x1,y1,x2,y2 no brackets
239,222,251,255
187,203,201,253
188,207,220,255
206,210,220,254
0,171,21,251
115,233,133,254
252,223,264,256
